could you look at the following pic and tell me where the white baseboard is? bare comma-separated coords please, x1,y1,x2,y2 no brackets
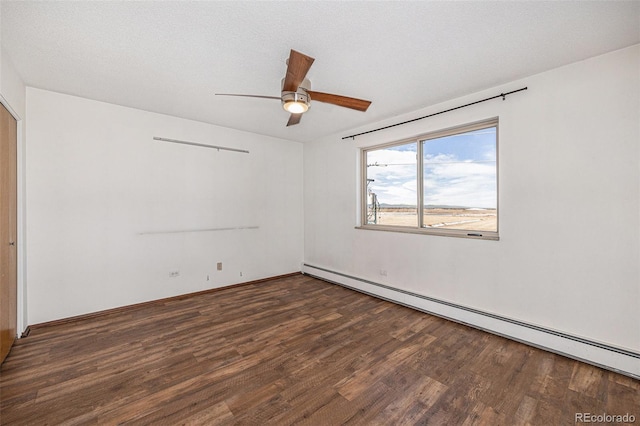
302,263,640,379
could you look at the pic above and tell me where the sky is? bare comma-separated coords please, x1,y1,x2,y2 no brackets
366,127,496,208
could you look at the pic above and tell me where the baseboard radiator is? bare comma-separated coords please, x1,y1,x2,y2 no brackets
302,263,640,380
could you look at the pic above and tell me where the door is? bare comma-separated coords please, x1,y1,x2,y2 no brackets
0,102,17,364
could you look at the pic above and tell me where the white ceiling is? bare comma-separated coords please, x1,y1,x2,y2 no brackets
2,1,639,143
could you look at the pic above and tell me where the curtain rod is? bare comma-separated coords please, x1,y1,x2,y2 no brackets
153,137,249,154
342,87,528,140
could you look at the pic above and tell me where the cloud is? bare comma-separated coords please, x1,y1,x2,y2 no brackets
424,154,496,208
366,147,417,205
366,139,496,208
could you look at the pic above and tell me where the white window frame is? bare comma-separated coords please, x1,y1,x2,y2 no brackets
358,117,499,240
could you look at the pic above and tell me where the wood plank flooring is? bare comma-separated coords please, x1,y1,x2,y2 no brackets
1,274,638,425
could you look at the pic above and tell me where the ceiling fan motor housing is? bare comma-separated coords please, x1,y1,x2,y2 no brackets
281,74,311,114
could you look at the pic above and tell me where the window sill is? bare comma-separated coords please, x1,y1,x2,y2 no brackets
355,224,499,241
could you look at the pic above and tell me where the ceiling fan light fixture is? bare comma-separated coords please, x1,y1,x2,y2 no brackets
283,101,308,114
282,91,310,114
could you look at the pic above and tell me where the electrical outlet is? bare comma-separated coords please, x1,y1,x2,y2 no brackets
217,262,223,271
380,269,387,277
169,270,180,278
240,271,243,277
207,275,210,281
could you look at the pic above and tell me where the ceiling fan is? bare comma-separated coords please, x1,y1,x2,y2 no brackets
216,49,372,127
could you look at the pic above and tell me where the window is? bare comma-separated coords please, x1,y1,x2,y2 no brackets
362,118,498,239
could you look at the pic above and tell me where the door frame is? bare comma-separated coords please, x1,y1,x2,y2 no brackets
0,93,25,337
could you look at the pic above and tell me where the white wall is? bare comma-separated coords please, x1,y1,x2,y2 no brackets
304,45,640,354
26,88,303,324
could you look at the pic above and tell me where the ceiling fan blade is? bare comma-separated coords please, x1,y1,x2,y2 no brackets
286,113,302,127
282,50,315,92
215,93,281,100
305,90,371,112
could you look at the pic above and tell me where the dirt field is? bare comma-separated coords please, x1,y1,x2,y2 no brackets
369,208,497,232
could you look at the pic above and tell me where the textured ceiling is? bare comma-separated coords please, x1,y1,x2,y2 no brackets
2,1,639,143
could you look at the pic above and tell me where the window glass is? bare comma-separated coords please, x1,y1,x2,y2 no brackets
423,127,497,232
365,142,417,226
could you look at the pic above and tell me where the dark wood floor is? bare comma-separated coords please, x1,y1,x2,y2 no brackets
1,274,638,425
